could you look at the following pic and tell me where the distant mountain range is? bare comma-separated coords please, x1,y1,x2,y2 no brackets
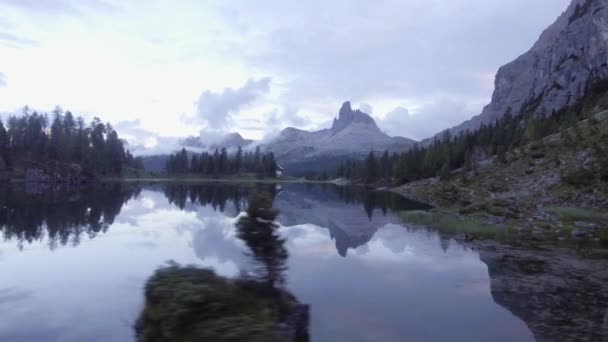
142,102,416,174
182,132,254,150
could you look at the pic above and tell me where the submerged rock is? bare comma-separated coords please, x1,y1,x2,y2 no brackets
571,229,589,238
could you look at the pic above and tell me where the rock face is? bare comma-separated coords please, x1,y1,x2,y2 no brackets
331,101,380,133
445,0,608,136
264,101,416,174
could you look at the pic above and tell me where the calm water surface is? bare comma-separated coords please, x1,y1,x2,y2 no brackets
0,183,535,342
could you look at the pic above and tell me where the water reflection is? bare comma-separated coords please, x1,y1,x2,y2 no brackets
0,182,428,257
0,183,140,249
236,191,288,288
0,182,602,341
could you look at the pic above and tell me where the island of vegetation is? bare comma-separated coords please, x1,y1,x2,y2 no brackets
135,192,309,342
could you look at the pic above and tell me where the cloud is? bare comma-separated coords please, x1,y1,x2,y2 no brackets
379,98,480,140
359,103,373,115
265,106,310,130
0,72,6,87
0,31,37,48
0,0,117,16
192,77,272,131
0,0,571,143
241,0,568,102
222,0,569,137
114,119,180,155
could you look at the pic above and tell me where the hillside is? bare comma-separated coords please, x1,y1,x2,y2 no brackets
395,95,608,239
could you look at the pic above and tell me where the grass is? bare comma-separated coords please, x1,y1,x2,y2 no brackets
543,206,608,223
400,209,509,239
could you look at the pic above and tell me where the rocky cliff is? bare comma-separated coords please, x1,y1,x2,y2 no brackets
445,0,608,136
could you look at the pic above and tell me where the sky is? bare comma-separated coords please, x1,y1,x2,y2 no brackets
0,0,571,154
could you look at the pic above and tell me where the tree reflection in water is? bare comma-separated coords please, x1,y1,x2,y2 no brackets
236,191,288,289
0,183,140,250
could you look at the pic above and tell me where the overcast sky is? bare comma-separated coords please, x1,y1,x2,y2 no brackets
0,0,570,154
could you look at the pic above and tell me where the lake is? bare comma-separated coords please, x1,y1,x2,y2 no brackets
0,182,544,341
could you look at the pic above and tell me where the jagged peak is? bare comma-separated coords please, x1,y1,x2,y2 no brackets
332,101,379,133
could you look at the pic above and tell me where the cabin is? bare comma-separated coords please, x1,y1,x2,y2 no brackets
276,165,285,178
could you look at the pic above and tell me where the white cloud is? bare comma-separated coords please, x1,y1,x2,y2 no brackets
378,98,482,140
190,77,272,131
359,103,373,115
114,119,180,155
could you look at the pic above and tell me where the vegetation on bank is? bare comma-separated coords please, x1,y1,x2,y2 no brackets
390,87,608,243
544,206,608,223
400,210,510,240
0,106,143,180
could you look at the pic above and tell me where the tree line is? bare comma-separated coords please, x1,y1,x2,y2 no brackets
334,103,594,183
165,146,279,178
0,106,143,174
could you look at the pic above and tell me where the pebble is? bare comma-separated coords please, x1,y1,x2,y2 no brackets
571,230,588,238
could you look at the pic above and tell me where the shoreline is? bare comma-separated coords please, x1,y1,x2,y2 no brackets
100,177,332,184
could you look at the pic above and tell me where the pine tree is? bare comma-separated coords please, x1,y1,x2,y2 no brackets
364,150,378,183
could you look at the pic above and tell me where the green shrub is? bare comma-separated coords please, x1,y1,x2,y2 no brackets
561,167,595,187
544,206,608,223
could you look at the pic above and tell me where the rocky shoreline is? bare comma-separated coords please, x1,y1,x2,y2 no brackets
391,110,608,243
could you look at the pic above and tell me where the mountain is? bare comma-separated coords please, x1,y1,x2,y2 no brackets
141,154,170,173
182,132,254,150
263,101,416,175
439,0,608,137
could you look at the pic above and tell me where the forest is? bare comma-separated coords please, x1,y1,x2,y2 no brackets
0,106,142,175
165,146,279,179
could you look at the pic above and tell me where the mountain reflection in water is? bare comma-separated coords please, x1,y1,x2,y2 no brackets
0,182,603,341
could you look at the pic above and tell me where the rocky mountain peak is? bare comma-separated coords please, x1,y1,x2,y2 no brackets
439,0,608,137
331,101,379,134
